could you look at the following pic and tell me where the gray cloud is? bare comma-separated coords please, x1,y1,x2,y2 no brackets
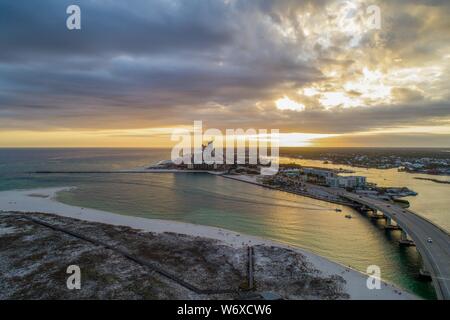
0,0,321,128
0,0,449,143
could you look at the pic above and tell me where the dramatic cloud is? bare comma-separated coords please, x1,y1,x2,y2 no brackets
0,0,449,146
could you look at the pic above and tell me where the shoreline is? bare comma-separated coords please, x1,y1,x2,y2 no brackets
0,186,418,300
414,177,450,184
282,156,450,176
221,174,353,206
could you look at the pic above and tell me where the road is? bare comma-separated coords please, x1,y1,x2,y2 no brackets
339,191,450,300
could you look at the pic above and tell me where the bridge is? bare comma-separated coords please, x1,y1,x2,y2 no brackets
339,191,450,300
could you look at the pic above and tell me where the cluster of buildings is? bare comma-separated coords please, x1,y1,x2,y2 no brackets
152,141,269,174
269,166,417,203
311,152,450,174
281,167,367,189
398,158,450,175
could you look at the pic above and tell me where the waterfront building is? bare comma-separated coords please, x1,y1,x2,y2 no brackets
326,176,366,189
302,168,337,179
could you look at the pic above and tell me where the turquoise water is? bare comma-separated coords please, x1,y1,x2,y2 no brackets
0,148,439,299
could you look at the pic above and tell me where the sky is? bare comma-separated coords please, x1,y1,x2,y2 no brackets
1,0,450,147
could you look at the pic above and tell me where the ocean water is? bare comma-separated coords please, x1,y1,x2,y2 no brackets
0,148,442,299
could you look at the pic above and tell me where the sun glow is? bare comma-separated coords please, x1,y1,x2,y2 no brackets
279,133,338,147
275,96,305,112
319,92,361,109
302,87,319,97
246,132,339,147
0,127,189,148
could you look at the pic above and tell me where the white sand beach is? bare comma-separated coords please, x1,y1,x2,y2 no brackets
0,187,418,300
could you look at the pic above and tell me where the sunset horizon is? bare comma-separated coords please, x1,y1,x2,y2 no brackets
1,0,450,306
1,1,450,148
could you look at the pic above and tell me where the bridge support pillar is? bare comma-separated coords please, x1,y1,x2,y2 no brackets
385,217,400,230
399,230,415,246
419,268,432,280
370,210,385,220
401,230,407,240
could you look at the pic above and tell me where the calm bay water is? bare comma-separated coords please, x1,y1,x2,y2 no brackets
1,148,446,299
280,157,450,232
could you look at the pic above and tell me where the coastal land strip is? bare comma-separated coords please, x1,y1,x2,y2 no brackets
0,187,416,300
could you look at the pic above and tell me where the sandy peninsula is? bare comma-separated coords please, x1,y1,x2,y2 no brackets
0,187,417,300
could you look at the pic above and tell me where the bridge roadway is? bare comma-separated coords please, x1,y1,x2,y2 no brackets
337,191,450,300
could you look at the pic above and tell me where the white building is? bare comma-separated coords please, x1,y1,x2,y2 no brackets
302,168,337,179
326,176,366,189
300,167,366,189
